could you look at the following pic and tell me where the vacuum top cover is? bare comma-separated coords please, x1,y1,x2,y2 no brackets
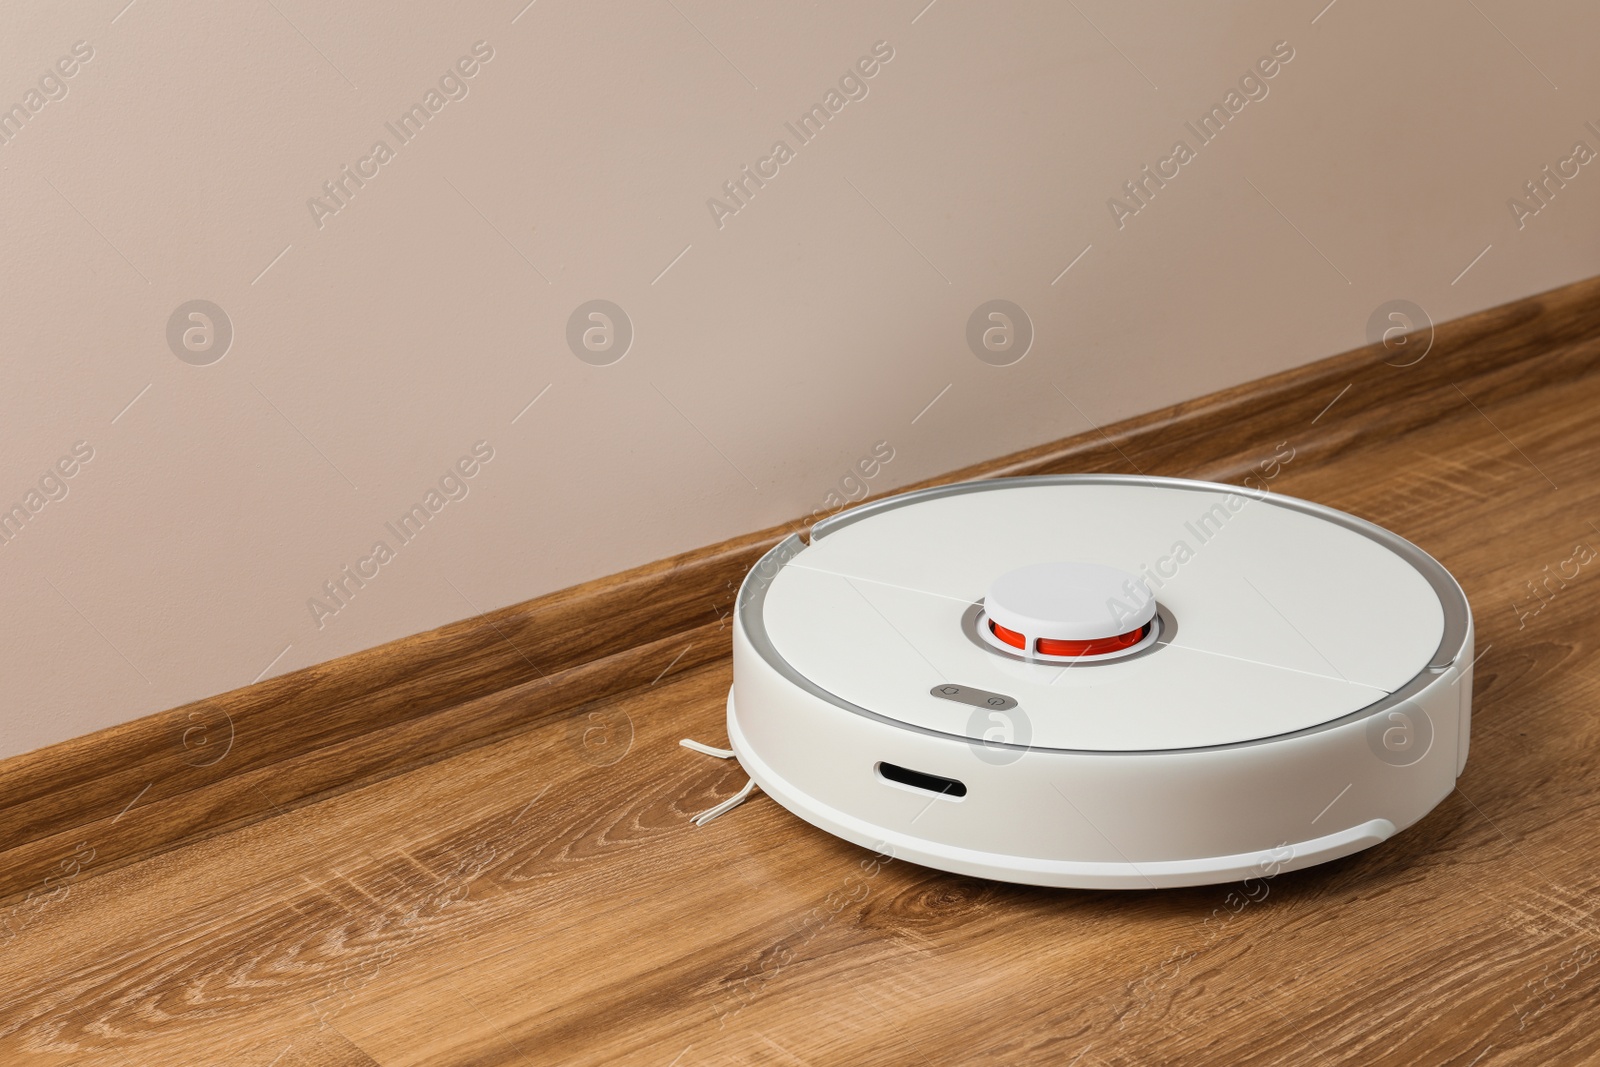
760,480,1446,752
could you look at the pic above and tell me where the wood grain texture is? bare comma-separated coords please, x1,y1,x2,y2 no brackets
3,306,1600,1063
0,542,756,903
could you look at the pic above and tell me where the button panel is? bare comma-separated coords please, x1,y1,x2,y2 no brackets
930,684,1018,712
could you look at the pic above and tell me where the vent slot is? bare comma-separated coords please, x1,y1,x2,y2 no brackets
876,762,967,798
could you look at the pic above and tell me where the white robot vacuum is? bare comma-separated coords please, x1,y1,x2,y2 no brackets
727,475,1474,888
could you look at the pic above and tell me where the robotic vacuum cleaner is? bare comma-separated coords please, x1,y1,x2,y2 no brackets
727,475,1474,888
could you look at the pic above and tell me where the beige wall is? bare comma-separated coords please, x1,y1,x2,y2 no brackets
2,0,1596,759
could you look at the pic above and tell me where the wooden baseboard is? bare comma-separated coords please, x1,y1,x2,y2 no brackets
4,275,1599,904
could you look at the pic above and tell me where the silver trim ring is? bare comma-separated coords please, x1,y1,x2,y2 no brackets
739,474,1472,756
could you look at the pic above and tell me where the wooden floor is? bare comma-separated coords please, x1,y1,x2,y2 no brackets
6,366,1600,1066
